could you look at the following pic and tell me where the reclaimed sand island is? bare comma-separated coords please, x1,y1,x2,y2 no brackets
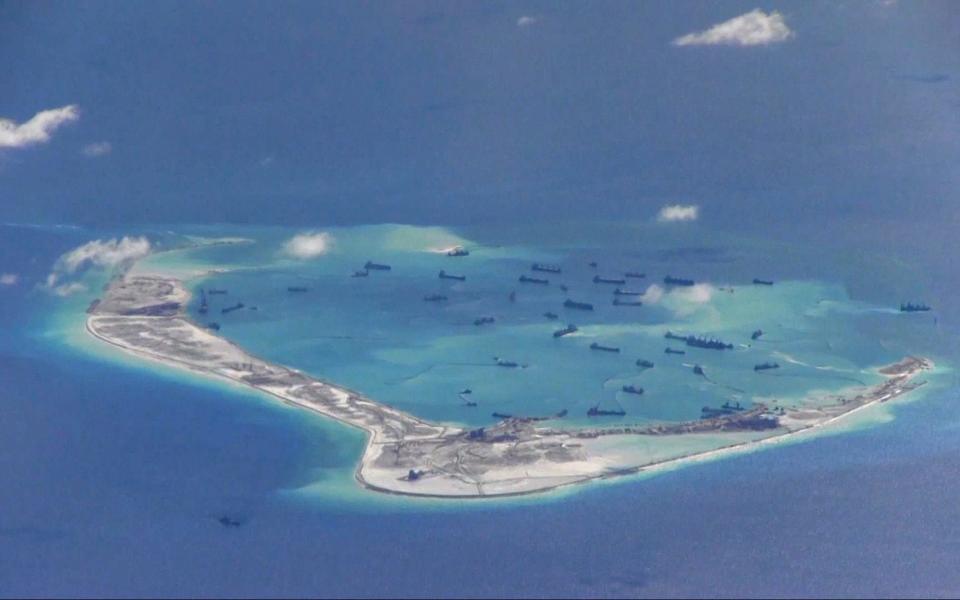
86,273,932,498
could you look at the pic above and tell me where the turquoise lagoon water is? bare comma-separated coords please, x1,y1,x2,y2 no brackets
135,223,942,432
2,221,958,597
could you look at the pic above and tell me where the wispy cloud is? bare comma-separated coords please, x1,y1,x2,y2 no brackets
673,9,794,47
517,15,538,28
657,204,699,222
0,273,19,286
45,236,151,295
82,141,112,157
0,105,80,149
282,231,334,259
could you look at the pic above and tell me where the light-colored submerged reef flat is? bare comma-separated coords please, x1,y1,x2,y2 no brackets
86,271,932,498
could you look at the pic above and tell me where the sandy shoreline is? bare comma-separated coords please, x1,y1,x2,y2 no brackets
84,273,933,499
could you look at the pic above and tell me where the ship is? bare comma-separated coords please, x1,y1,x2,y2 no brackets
559,284,569,292
621,385,644,395
636,359,654,369
590,342,620,353
352,270,369,278
593,275,626,285
221,302,245,314
287,286,309,292
206,322,221,331
900,302,931,312
491,412,513,420
587,396,626,417
494,357,520,368
701,401,745,418
751,329,763,340
664,331,733,350
532,263,561,274
665,348,685,355
543,311,559,320
198,289,208,314
519,275,549,285
207,289,228,295
624,272,646,279
613,298,643,307
663,275,695,286
692,364,705,376
439,270,466,281
588,261,598,268
753,278,774,286
364,261,392,271
553,324,578,338
447,247,469,257
613,288,642,296
423,294,448,302
563,299,594,311
754,362,780,371
474,316,495,326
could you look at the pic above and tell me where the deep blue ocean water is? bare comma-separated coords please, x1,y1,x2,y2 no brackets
1,222,959,598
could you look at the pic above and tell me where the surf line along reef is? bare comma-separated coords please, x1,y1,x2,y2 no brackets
86,273,932,499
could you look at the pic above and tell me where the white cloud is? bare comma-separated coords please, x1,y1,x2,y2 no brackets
673,283,714,304
641,284,665,304
0,105,80,149
673,9,794,47
657,204,699,222
56,237,151,275
0,273,19,286
517,15,538,27
45,236,151,293
82,141,112,157
282,231,333,259
51,282,87,297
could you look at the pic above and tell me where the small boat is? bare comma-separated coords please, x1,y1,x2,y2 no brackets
532,263,561,274
621,385,644,395
474,316,495,326
593,275,626,285
587,396,626,417
590,342,620,353
663,275,695,286
439,270,466,281
352,270,369,278
563,299,594,311
221,302,245,314
519,275,549,285
692,364,705,376
543,311,559,320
